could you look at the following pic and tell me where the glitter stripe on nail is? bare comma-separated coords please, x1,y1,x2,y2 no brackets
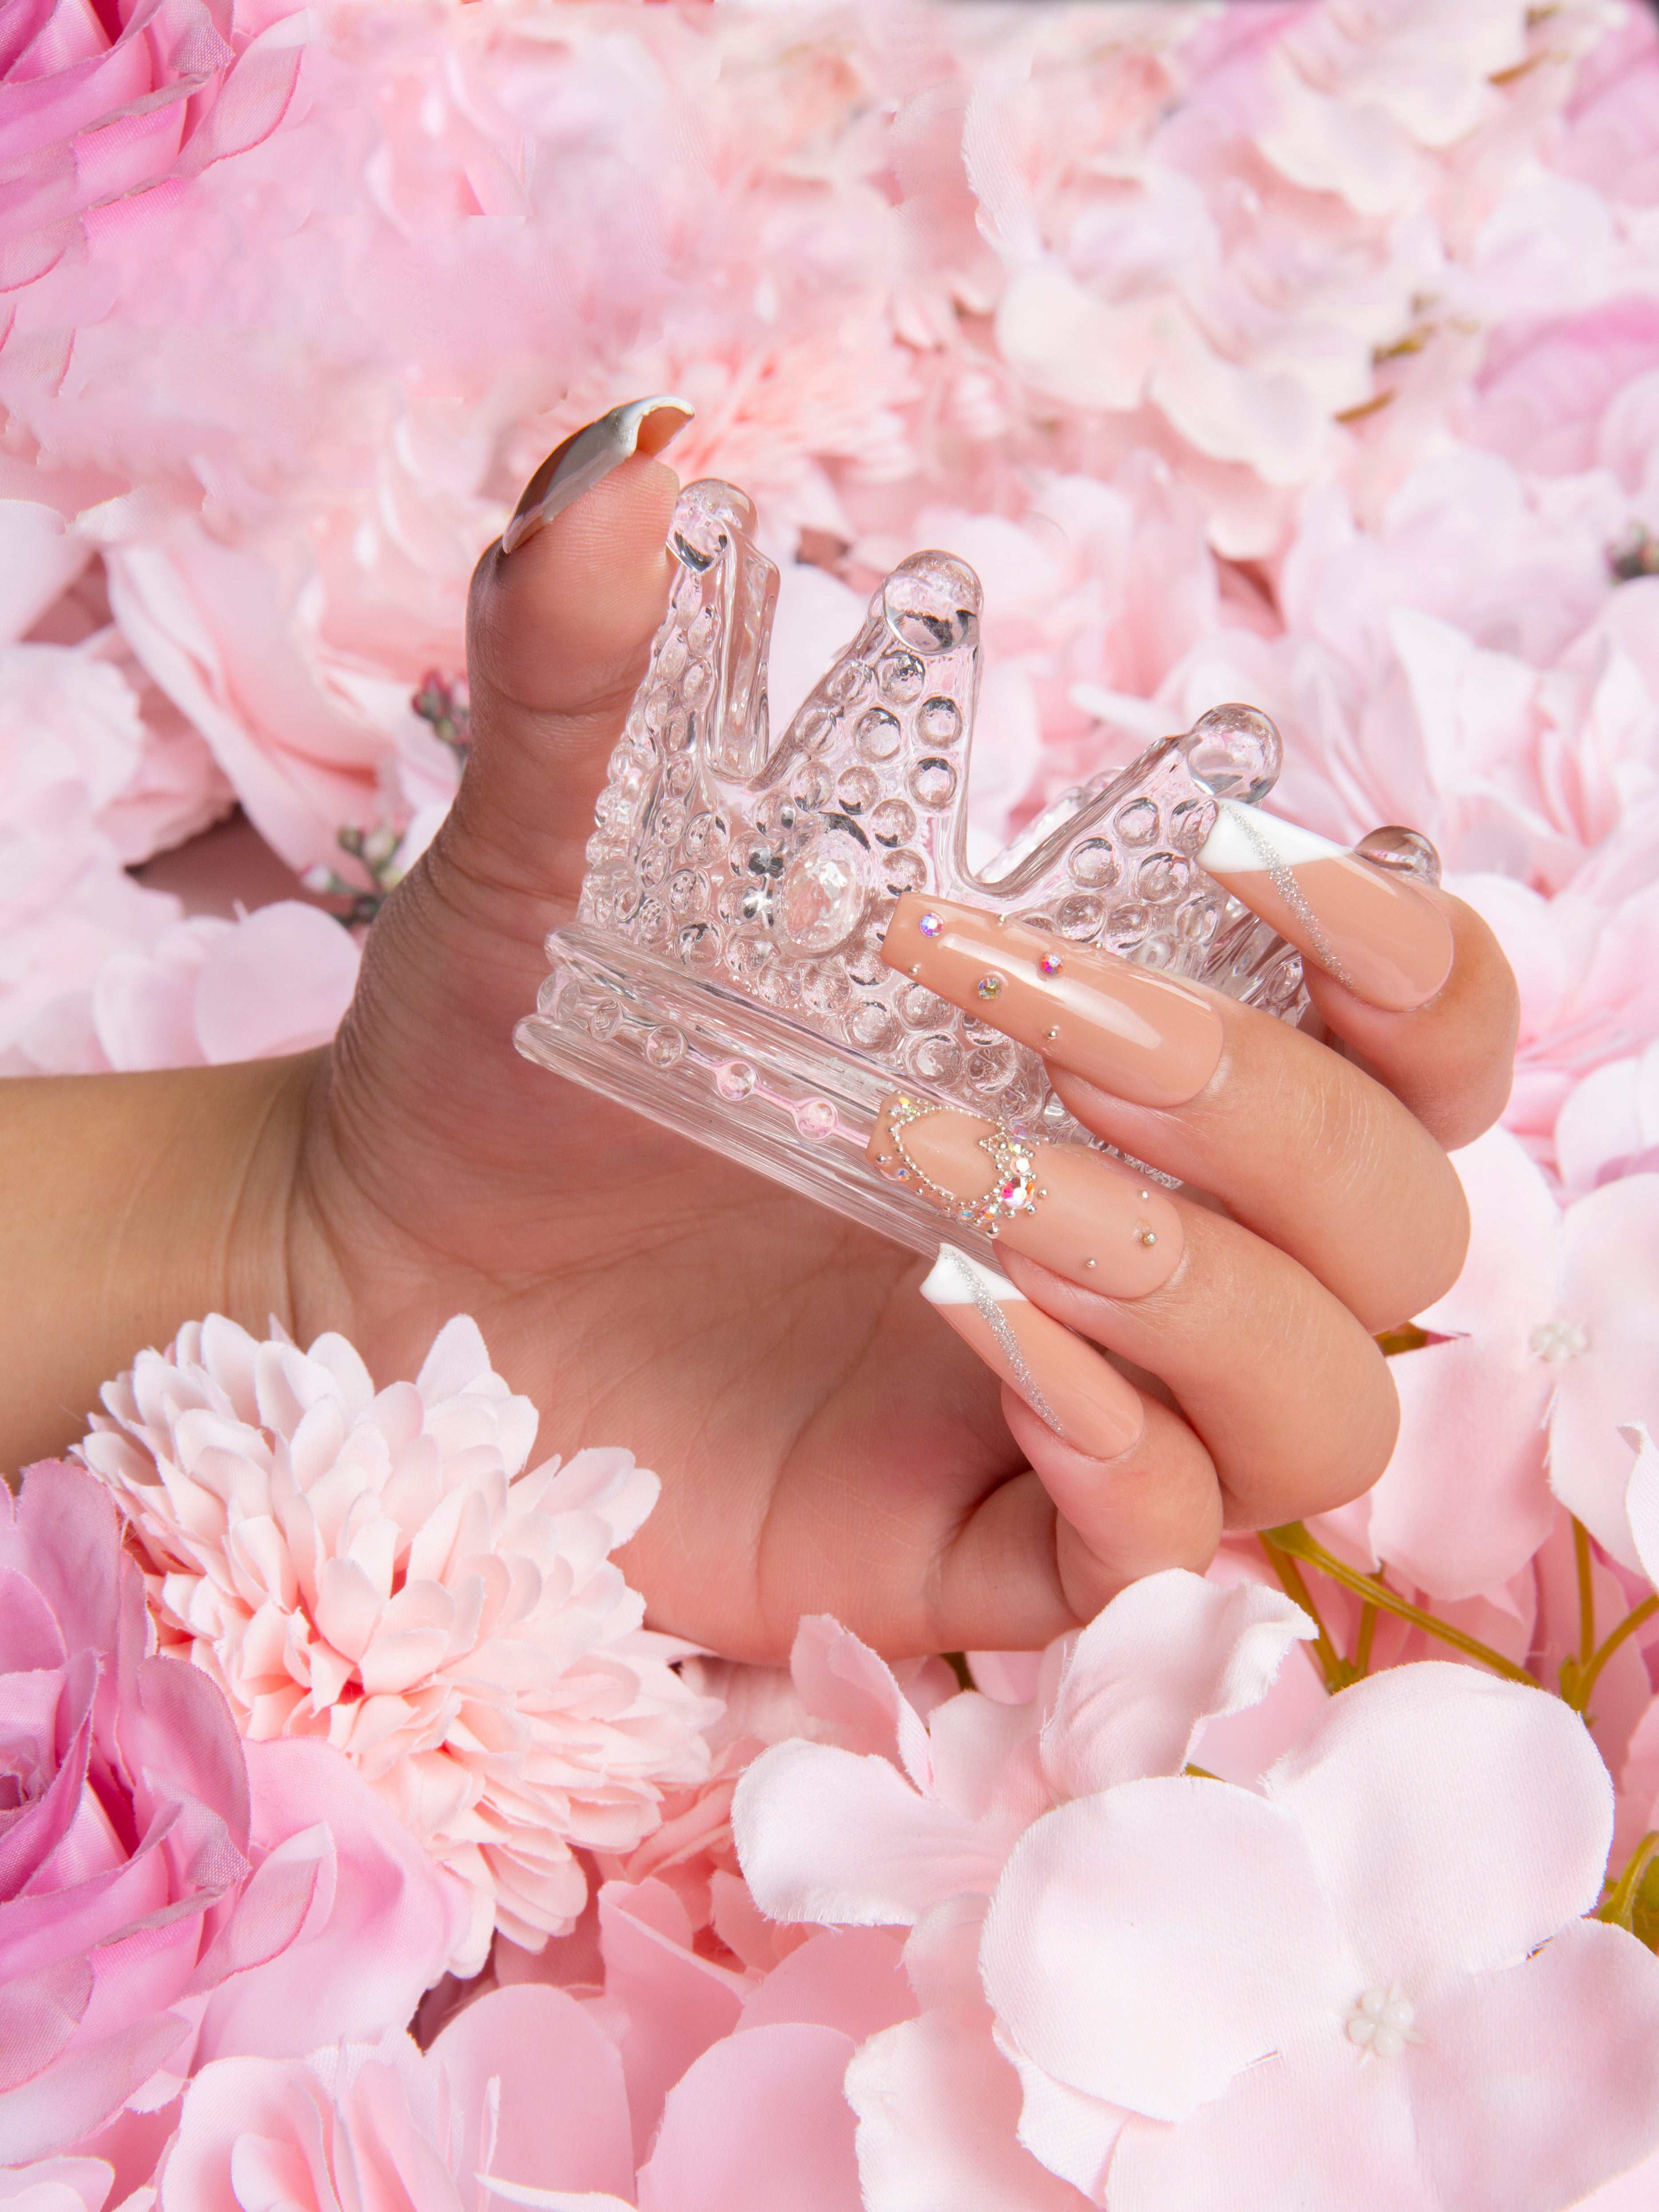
1215,800,1355,992
942,1247,1061,1436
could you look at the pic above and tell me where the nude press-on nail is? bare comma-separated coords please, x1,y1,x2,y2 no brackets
919,1245,1145,1460
502,395,695,556
1196,799,1454,1013
871,1097,1182,1297
882,894,1222,1109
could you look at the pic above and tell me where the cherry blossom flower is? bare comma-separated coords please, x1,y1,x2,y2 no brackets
1347,1125,1659,1597
981,1663,1659,2211
735,1574,1312,1932
76,1315,718,1976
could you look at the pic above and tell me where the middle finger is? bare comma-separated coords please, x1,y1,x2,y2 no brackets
881,894,1467,1333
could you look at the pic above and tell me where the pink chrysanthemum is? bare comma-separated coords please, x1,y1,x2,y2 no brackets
76,1313,718,1977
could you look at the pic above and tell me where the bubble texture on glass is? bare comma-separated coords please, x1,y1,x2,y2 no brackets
517,479,1308,1258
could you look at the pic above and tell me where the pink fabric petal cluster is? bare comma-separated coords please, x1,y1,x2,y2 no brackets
76,1316,718,1975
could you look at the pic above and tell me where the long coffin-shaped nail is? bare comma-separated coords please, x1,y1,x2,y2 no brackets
882,895,1222,1109
1197,799,1454,1012
872,1097,1182,1297
920,1246,1144,1459
501,394,695,556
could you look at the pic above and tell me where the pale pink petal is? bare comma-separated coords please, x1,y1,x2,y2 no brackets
431,1985,633,2204
1037,1571,1313,1801
847,2013,1092,2212
191,903,359,1062
1625,1424,1659,1589
192,1739,467,2064
635,2023,861,2212
789,1618,932,1788
982,1781,1341,2123
1416,1129,1560,1338
1264,1665,1613,1980
736,1926,915,2044
1410,1921,1659,2212
733,1743,1009,1927
591,1881,745,2168
1366,1337,1553,1600
1101,2026,1431,2212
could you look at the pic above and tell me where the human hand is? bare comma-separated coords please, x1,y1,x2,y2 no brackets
251,398,1514,1660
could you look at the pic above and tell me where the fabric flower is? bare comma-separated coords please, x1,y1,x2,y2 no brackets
160,1971,869,2212
735,1573,1313,1933
1347,1125,1659,1597
77,1315,718,1976
0,1463,413,2163
981,1663,1659,2211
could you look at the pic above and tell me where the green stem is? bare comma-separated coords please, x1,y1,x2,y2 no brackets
1600,1833,1659,1933
1263,1523,1536,1687
1258,1535,1354,1693
1353,1600,1379,1679
1564,1593,1659,1717
1575,1516,1596,1668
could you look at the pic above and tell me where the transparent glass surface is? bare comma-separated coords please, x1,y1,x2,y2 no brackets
516,480,1308,1256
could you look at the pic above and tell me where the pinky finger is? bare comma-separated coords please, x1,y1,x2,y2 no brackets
922,1248,1221,1607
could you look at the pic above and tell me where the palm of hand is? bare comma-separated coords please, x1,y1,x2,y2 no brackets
293,765,1054,1663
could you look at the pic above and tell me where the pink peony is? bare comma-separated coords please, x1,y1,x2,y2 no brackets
90,903,359,1070
979,1663,1659,2211
77,1315,719,1976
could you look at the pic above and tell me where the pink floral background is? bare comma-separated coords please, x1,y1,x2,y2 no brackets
9,0,1659,2204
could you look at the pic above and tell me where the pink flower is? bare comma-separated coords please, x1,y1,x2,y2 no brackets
160,1967,872,2212
0,1464,329,2162
90,904,359,1070
735,1575,1312,1929
78,1315,718,1976
1353,1127,1659,1598
981,1663,1659,2211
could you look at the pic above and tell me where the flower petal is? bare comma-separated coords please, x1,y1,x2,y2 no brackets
982,1779,1340,2122
1264,1664,1612,1981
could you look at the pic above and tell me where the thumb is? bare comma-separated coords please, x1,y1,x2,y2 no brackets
442,396,691,921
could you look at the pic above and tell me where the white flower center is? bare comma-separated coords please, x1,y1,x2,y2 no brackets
1530,1320,1590,1363
1346,1983,1422,2061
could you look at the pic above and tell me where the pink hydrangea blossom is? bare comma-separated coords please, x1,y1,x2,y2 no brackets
77,1315,718,1976
1349,1127,1659,1597
979,1663,1659,2211
735,1576,1313,1932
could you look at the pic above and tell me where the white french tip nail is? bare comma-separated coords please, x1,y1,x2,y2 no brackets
501,394,695,555
1196,796,1342,877
919,1245,1028,1309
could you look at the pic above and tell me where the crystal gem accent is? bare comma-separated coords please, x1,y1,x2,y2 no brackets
918,911,945,939
977,973,1005,1001
1038,954,1063,977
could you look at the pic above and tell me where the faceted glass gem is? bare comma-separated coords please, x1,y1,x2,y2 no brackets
918,911,945,938
1038,954,1063,977
976,972,1005,1000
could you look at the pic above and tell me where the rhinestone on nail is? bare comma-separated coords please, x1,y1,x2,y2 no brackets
1038,953,1063,977
1044,1026,1059,1042
1084,1259,1096,1270
918,911,945,939
1138,1229,1158,1246
976,972,1005,1001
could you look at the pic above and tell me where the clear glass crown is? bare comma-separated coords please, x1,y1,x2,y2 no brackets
515,479,1307,1257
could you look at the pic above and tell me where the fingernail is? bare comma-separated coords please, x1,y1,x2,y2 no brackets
920,1246,1144,1460
882,895,1222,1109
871,1098,1182,1297
501,394,695,556
1197,800,1454,1012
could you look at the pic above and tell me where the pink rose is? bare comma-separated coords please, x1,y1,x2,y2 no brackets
0,1463,462,2163
0,1466,285,2161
